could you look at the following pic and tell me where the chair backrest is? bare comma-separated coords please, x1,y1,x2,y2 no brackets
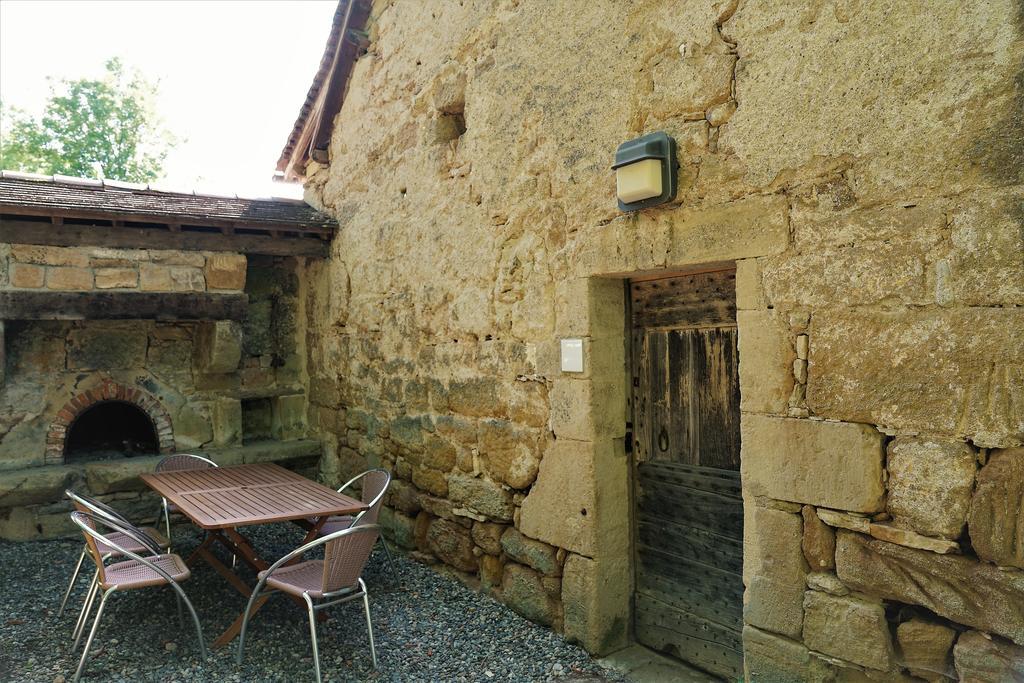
65,489,131,527
70,511,161,584
156,453,218,473
337,469,391,524
321,515,381,594
358,469,391,524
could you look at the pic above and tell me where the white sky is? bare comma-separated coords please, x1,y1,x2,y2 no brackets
0,0,338,199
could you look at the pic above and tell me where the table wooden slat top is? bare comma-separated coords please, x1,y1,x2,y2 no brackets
140,463,365,529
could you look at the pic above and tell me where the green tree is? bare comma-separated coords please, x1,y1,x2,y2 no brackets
0,58,176,182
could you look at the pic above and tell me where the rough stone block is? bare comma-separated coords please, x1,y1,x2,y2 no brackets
735,258,766,310
948,187,1024,306
94,267,138,289
11,245,88,267
743,625,817,683
548,378,624,441
738,310,795,414
46,266,93,290
500,527,560,576
669,195,790,265
67,324,147,370
139,263,173,291
802,505,836,571
817,508,871,533
763,204,944,308
10,263,45,288
867,522,959,554
448,473,514,522
478,419,540,489
887,437,976,540
897,618,956,682
380,506,416,549
471,521,507,555
426,517,476,572
741,415,886,512
480,553,504,592
501,563,559,627
195,321,242,374
0,465,82,507
211,398,242,447
744,575,805,639
204,253,247,290
272,394,307,440
806,572,848,596
554,277,624,338
84,456,164,495
169,266,205,292
447,378,504,419
174,403,213,450
807,308,1024,449
411,466,448,497
519,440,598,556
836,531,1024,645
562,553,629,656
969,447,1024,569
803,590,894,671
953,630,1024,683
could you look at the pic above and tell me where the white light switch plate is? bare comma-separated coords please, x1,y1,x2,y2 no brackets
560,338,584,373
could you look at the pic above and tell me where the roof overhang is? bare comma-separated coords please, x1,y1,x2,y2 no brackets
0,172,338,258
275,0,373,183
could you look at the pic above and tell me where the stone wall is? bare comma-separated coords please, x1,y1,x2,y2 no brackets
299,0,1024,675
0,244,247,292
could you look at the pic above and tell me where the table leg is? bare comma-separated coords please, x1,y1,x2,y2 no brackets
213,594,270,649
205,526,325,649
184,533,214,568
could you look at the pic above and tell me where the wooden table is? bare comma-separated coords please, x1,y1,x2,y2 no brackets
140,462,365,648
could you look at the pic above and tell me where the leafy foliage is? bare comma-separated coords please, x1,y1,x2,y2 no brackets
0,58,176,182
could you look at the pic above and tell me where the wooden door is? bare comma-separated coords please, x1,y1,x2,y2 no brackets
629,269,743,681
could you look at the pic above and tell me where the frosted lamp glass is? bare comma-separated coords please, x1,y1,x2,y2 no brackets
616,159,662,204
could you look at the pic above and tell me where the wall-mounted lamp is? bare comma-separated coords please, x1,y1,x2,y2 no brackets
612,131,678,212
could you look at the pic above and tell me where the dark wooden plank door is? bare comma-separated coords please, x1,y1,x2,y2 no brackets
630,270,743,681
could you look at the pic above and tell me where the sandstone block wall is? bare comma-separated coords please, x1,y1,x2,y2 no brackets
0,245,247,293
299,0,1024,675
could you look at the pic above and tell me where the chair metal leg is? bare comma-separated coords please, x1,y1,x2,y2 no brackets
359,579,378,669
162,499,172,550
379,537,398,583
72,586,116,683
72,573,99,647
164,580,207,660
236,578,270,665
58,548,87,618
303,593,322,683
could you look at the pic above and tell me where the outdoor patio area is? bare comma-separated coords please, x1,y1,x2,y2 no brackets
0,523,623,683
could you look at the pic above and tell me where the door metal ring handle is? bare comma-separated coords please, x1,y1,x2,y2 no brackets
658,427,669,452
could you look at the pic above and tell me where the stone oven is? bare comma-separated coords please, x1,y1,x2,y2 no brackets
0,172,337,538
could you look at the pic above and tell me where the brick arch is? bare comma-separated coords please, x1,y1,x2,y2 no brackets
46,380,175,464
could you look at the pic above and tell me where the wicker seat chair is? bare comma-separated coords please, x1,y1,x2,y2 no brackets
68,511,206,683
59,490,169,642
237,514,382,682
153,453,218,544
309,469,396,580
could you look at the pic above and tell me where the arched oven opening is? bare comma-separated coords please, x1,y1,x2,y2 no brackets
64,400,160,462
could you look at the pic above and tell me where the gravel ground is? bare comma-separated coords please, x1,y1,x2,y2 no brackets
0,524,625,683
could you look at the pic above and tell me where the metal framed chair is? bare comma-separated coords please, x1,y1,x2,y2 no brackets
237,514,381,682
153,453,218,544
310,469,396,580
58,490,169,631
68,511,206,683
